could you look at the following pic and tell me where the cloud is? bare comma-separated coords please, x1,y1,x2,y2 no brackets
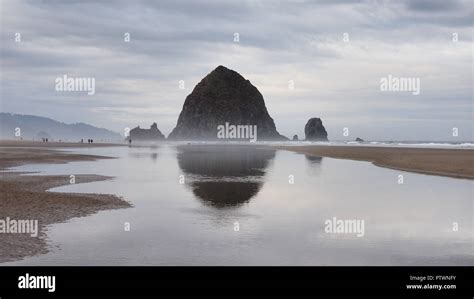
0,0,472,141
404,0,461,12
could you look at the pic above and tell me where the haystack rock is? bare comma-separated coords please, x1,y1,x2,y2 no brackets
129,123,165,141
304,118,328,141
292,134,299,141
168,66,287,141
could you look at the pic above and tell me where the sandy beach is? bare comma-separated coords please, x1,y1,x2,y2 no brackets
0,139,125,148
276,145,474,179
0,144,131,263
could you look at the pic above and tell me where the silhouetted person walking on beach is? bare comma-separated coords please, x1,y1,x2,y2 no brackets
129,139,132,146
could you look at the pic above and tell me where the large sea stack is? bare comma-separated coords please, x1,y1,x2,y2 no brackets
168,66,286,141
304,118,328,141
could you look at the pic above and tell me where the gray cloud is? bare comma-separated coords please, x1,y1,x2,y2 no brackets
1,0,472,141
404,0,461,12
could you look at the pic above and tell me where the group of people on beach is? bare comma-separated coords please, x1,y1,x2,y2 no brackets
41,138,48,143
80,139,94,144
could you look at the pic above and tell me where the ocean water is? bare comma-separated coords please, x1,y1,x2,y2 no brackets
264,140,474,149
3,144,473,266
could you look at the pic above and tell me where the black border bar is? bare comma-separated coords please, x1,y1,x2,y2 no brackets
0,266,472,298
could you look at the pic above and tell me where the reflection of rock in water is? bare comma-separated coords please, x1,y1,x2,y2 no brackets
193,181,262,207
129,152,158,162
176,145,275,208
305,155,322,163
304,154,323,176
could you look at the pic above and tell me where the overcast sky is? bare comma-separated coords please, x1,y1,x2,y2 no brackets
1,0,472,141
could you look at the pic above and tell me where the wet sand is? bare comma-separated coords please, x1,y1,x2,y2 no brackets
276,145,474,179
0,145,131,263
0,139,125,148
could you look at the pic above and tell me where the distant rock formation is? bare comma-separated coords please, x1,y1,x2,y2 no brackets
129,123,165,141
304,118,328,141
0,112,122,141
355,137,364,142
168,66,287,141
292,134,298,141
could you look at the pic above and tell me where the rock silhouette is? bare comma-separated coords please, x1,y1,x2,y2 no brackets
355,137,364,142
304,118,328,141
292,134,299,141
168,66,287,141
129,123,165,141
